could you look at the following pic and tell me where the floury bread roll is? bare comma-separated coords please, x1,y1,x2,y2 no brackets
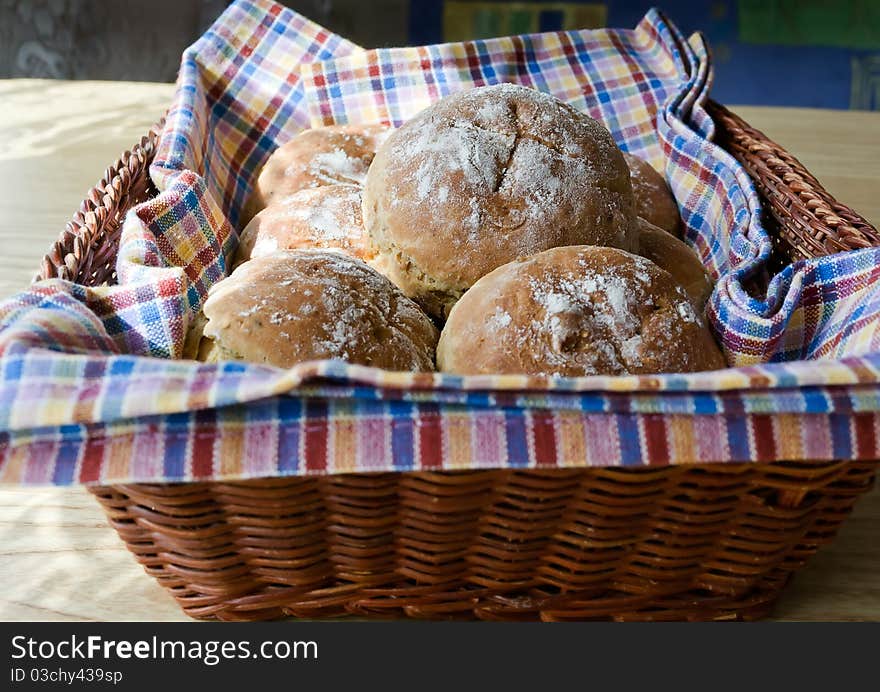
363,83,638,319
241,123,392,224
636,218,713,310
622,152,681,236
236,184,373,264
437,246,725,377
199,251,438,371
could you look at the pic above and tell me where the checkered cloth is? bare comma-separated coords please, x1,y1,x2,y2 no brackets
2,0,880,485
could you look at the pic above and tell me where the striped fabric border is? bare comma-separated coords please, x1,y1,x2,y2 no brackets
2,398,878,485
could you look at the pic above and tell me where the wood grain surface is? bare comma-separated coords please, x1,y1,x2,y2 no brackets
0,80,877,621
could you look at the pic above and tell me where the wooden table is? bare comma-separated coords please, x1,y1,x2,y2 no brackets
0,79,878,621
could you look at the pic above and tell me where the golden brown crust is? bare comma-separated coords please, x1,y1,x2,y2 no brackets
200,250,438,371
623,152,681,237
241,123,392,226
236,184,373,265
363,84,638,319
437,246,725,377
636,218,713,310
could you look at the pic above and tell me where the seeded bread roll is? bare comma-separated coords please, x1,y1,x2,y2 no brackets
437,245,725,377
636,218,713,310
242,123,392,225
623,152,681,237
363,83,638,320
199,250,438,371
236,184,373,265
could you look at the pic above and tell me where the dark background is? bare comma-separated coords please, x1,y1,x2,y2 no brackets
1,0,877,109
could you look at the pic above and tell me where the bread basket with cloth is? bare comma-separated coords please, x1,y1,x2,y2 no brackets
2,0,879,621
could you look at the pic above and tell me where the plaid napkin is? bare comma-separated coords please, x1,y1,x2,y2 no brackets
2,0,880,486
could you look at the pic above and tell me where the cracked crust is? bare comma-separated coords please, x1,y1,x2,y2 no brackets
199,250,438,371
363,84,638,319
437,245,725,377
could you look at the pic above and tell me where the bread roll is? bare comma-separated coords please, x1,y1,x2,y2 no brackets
623,152,681,236
242,123,392,225
437,245,725,377
236,184,373,265
200,250,438,371
364,83,637,319
636,218,712,310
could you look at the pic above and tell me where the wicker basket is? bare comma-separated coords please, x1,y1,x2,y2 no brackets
36,102,880,622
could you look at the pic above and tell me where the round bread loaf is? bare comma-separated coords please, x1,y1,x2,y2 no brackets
363,83,638,319
199,250,438,371
236,184,373,264
636,218,713,310
622,152,681,236
242,123,392,225
437,245,725,377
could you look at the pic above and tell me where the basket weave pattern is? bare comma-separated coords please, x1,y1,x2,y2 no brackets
707,103,880,263
40,103,880,621
91,462,876,621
